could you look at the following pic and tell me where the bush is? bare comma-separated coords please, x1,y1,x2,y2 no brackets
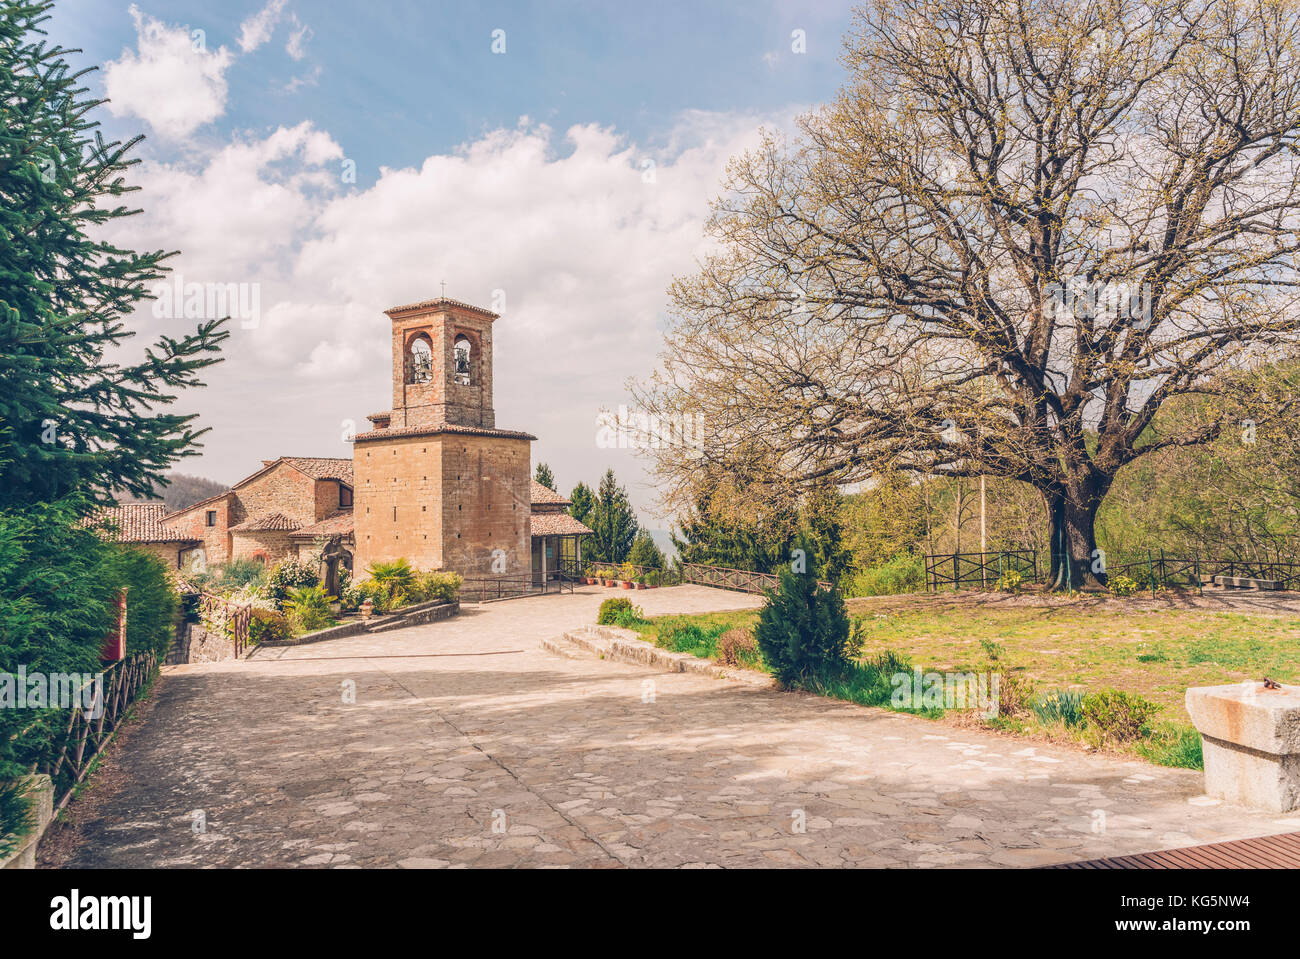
265,559,319,603
219,557,267,590
1081,688,1159,742
717,627,759,668
1138,724,1204,769
1031,689,1084,726
995,568,1023,593
414,570,462,604
846,554,925,597
1108,574,1139,596
754,556,862,688
283,585,335,635
597,597,634,625
248,607,291,645
99,544,180,660
366,558,415,609
627,531,665,570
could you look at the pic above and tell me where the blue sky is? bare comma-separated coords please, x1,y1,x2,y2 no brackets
45,0,858,522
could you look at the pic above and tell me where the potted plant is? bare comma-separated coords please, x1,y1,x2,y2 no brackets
620,563,635,589
360,598,374,620
635,572,647,590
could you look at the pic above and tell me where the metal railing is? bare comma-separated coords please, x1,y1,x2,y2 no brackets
925,549,1039,591
459,574,575,603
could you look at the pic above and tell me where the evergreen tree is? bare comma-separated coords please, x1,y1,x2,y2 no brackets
671,486,796,573
0,1,228,510
587,468,637,563
800,485,852,583
568,481,595,526
533,462,556,491
627,530,665,569
754,540,856,688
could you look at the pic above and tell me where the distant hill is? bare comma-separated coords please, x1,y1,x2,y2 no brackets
154,473,229,512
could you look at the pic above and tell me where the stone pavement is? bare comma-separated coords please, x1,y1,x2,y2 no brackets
49,586,1300,868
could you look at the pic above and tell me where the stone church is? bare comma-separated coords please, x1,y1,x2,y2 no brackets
102,296,591,586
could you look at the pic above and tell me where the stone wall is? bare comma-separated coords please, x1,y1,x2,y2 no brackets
172,624,237,664
230,529,296,563
354,434,446,570
165,494,233,565
440,433,530,577
0,774,54,870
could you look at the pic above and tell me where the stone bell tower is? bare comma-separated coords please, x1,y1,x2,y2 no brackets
387,297,496,430
352,296,535,578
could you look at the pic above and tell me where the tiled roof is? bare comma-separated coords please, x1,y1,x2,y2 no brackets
87,503,199,544
290,511,355,539
279,457,354,484
229,512,302,533
530,513,593,537
384,296,498,319
529,480,570,507
353,423,537,442
161,489,230,521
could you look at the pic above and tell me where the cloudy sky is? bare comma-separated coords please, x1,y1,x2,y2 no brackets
51,0,855,523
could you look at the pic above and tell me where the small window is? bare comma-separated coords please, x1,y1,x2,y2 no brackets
339,484,353,508
206,510,217,527
406,335,433,384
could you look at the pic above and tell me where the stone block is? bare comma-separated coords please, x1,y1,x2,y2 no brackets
1186,682,1300,812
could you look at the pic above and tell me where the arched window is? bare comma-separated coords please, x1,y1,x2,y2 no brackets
453,334,473,385
406,335,433,384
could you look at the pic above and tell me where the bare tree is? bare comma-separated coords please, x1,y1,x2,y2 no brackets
636,0,1300,587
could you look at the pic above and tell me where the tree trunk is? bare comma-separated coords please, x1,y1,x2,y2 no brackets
1043,481,1108,591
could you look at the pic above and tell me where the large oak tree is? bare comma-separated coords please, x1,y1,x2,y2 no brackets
636,0,1300,587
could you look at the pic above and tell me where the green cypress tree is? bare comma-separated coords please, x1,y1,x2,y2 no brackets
533,462,556,491
587,468,637,563
568,481,595,525
755,540,855,688
0,1,229,509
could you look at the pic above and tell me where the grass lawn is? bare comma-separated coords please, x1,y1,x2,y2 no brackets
622,588,1300,769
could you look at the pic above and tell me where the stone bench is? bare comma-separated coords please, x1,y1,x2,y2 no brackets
1211,574,1282,590
1186,683,1300,812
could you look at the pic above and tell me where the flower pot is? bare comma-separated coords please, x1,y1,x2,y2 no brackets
621,581,633,589
635,583,646,589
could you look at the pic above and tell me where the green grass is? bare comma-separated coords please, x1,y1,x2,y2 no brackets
618,592,1299,769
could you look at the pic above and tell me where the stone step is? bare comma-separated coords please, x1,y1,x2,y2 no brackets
542,625,770,686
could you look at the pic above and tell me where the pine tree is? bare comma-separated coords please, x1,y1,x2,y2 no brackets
533,462,556,491
627,530,664,569
754,540,855,688
587,468,637,563
0,1,228,510
568,481,595,525
800,485,851,583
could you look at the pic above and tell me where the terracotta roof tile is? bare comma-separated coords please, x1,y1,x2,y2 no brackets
353,423,537,442
229,512,302,533
279,457,354,484
529,480,570,506
529,513,593,537
290,511,355,539
384,296,499,319
87,504,199,544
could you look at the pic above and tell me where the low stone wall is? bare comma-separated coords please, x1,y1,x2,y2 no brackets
0,774,54,870
258,599,460,647
172,623,238,664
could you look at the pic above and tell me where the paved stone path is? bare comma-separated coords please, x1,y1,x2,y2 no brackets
50,586,1300,868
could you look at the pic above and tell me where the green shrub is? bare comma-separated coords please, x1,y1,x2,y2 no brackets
1031,689,1084,726
995,568,1023,593
659,621,728,657
415,570,462,604
718,627,759,668
597,597,634,625
219,557,267,590
755,556,862,688
99,544,180,660
846,554,924,597
1081,688,1159,743
265,559,319,603
366,558,415,609
248,607,291,644
283,585,335,635
1108,574,1139,596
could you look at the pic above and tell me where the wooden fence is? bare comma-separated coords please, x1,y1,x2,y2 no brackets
198,593,252,657
680,563,832,594
41,650,158,812
925,550,1039,591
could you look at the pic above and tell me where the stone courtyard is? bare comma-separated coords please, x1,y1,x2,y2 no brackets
44,586,1300,869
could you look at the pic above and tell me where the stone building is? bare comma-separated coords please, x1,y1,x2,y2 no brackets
85,503,200,570
138,294,591,586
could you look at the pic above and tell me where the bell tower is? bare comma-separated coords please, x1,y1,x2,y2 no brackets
387,297,496,430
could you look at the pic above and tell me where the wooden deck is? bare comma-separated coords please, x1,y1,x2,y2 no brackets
1049,831,1300,868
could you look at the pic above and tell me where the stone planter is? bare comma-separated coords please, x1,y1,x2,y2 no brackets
635,582,646,589
1186,682,1300,812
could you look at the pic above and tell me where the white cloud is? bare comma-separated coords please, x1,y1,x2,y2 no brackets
286,16,313,61
238,0,288,53
103,6,233,141
112,112,790,517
